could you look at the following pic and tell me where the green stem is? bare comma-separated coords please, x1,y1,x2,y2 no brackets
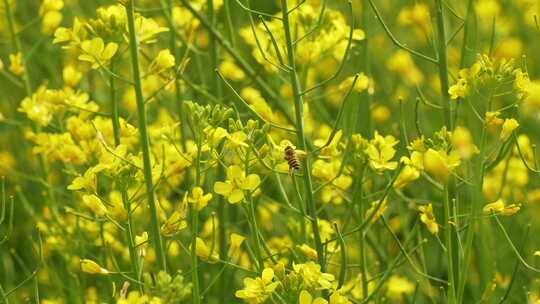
109,63,141,288
247,197,264,271
0,284,8,304
280,0,325,271
191,136,202,304
443,185,457,303
110,61,121,145
354,163,369,297
125,0,167,271
434,0,453,129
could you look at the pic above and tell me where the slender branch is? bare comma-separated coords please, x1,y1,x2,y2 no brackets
367,0,438,64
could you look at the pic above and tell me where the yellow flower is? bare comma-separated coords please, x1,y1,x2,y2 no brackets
423,148,460,182
219,60,246,81
448,78,469,100
500,118,519,141
191,237,219,263
117,291,162,304
451,126,479,160
187,187,213,210
226,131,249,149
206,127,229,147
18,93,53,127
298,244,318,260
68,168,97,192
214,165,261,204
293,262,335,290
366,132,399,173
386,275,415,300
483,199,520,216
393,165,420,189
485,111,503,128
418,204,439,234
299,290,328,304
161,209,188,236
235,268,279,303
229,233,246,255
338,73,369,93
63,65,82,87
329,292,351,304
131,16,169,44
82,194,107,217
150,49,175,73
78,38,118,69
9,52,24,76
41,10,63,35
81,259,109,275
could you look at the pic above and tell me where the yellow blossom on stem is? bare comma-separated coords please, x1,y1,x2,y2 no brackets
293,262,335,290
235,268,279,303
78,38,118,69
485,111,503,128
80,259,109,275
418,203,439,234
298,243,318,260
190,237,219,263
9,52,24,76
448,78,469,100
63,65,82,87
500,118,519,141
149,49,175,73
214,165,260,204
423,148,461,182
299,290,328,304
393,165,420,189
366,132,399,173
483,199,520,216
82,194,107,217
160,209,188,236
187,187,213,210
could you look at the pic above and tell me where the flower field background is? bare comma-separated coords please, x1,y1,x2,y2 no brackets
1,0,540,303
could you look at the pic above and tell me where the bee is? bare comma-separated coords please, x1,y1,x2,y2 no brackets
284,145,300,175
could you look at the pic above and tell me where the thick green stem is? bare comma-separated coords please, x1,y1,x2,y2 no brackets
443,185,457,303
280,0,325,270
125,0,167,271
434,0,453,129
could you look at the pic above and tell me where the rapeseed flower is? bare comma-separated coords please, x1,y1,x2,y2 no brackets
235,268,279,303
214,165,260,204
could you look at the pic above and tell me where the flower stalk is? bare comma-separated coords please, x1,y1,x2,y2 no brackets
125,0,167,271
280,0,325,271
434,0,453,130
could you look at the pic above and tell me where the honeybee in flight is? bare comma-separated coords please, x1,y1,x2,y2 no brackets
284,145,300,175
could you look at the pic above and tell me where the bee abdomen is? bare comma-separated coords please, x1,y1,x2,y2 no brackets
288,158,300,170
